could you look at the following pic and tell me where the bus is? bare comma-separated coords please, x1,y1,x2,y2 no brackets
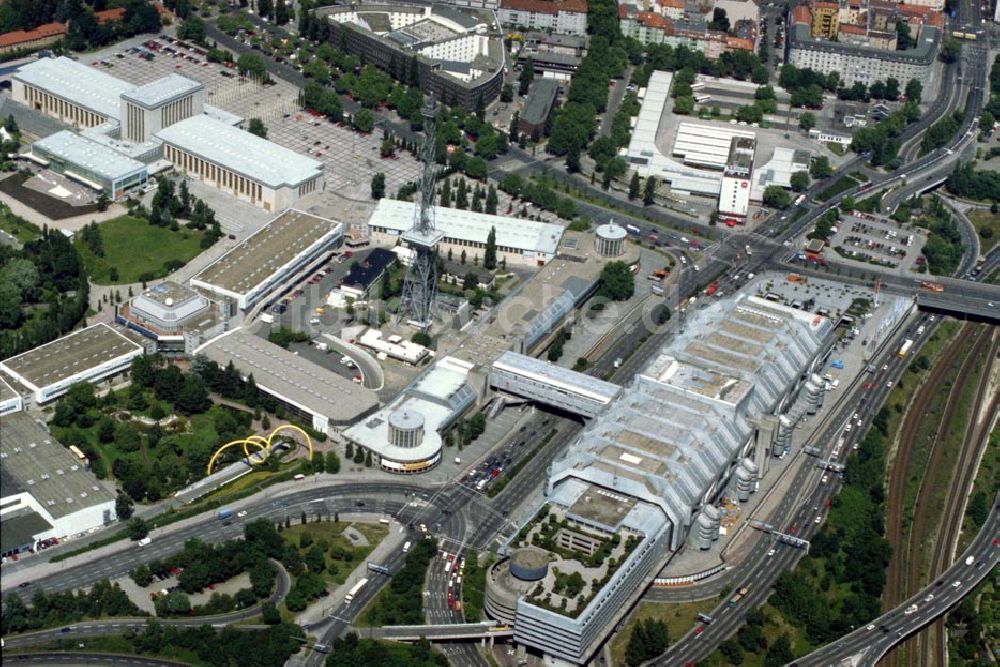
898,339,914,358
694,94,711,103
697,613,715,625
919,280,945,292
344,578,368,603
690,82,706,91
625,224,642,235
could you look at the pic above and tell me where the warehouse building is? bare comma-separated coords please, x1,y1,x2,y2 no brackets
0,375,24,416
120,74,205,143
12,56,132,128
0,324,145,405
197,330,378,432
29,130,149,200
191,209,342,310
344,355,480,473
1,411,116,558
625,71,743,196
497,294,833,663
156,115,324,211
368,199,564,267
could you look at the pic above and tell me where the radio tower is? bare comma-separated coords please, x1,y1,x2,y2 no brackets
400,94,444,329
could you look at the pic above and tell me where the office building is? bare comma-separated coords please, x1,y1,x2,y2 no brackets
117,281,228,353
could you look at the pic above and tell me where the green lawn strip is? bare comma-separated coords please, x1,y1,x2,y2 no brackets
0,203,43,243
461,551,494,621
967,208,1000,254
611,599,718,666
75,215,205,284
816,175,859,202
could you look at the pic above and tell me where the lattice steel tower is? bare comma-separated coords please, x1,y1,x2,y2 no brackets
400,94,444,329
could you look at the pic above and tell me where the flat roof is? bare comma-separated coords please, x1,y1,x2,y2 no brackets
0,412,115,520
0,323,144,392
194,209,339,297
343,248,398,290
0,374,19,404
33,131,147,181
155,114,324,189
198,331,378,424
493,351,621,404
14,56,132,120
521,79,559,126
0,508,53,552
121,74,203,109
371,199,564,255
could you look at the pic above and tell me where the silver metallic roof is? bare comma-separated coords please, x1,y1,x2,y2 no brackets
14,56,132,120
33,130,147,181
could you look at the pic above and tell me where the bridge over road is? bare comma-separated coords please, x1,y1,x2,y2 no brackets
352,623,514,642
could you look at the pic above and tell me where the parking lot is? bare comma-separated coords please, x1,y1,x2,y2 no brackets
267,114,423,201
79,37,299,124
828,213,926,271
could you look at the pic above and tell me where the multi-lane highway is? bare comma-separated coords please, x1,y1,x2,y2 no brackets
794,498,999,666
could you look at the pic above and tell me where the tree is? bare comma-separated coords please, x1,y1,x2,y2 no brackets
980,111,995,134
177,15,205,43
500,83,514,103
519,58,534,96
628,172,641,200
236,53,267,80
790,171,811,192
127,517,150,541
905,78,923,104
115,492,134,520
484,226,497,270
643,176,657,205
566,143,581,173
371,172,386,200
485,185,498,215
247,118,267,139
939,37,959,63
352,109,375,133
763,185,793,209
810,156,832,179
325,451,341,475
597,261,634,301
799,112,816,132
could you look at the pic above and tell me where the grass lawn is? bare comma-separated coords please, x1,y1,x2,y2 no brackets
826,142,846,156
967,208,1000,253
816,175,859,202
610,599,717,666
281,521,388,587
76,215,206,284
0,203,43,243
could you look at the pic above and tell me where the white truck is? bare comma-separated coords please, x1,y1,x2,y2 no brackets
137,537,152,548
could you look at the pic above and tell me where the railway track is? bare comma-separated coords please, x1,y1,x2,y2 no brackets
915,328,999,667
880,323,977,666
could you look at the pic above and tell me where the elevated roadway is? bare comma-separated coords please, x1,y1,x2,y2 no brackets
355,623,514,641
3,652,190,666
793,497,999,666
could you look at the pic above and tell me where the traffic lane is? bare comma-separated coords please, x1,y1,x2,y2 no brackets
3,653,189,666
5,485,433,598
651,323,914,662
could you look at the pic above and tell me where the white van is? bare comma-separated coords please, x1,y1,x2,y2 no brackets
403,541,412,553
